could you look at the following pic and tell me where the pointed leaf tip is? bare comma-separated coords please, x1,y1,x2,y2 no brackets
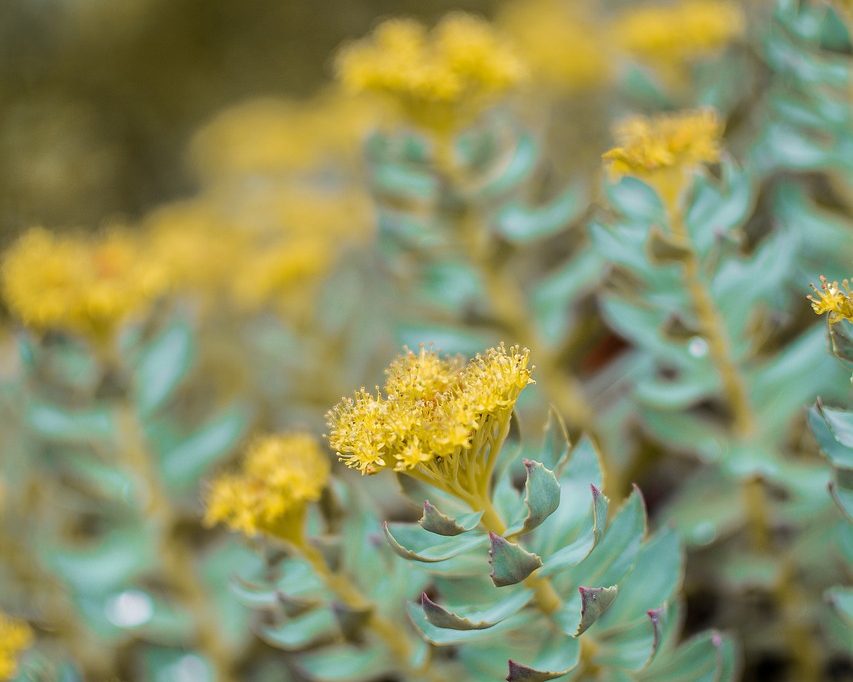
575,586,618,636
506,660,569,682
419,500,483,536
489,533,543,587
518,460,561,534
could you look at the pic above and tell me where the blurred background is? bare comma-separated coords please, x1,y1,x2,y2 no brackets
0,0,495,243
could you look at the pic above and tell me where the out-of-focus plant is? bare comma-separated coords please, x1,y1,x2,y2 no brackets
204,433,446,682
327,344,737,680
0,227,254,680
594,107,850,679
0,612,33,680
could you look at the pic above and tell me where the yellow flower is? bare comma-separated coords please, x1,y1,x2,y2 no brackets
204,433,331,540
1,227,166,342
143,199,251,299
188,92,374,185
499,0,611,92
614,0,744,71
0,612,33,680
809,276,853,324
603,108,723,207
335,13,525,133
327,344,533,503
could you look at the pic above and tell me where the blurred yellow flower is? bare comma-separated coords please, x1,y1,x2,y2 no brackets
603,108,722,206
188,92,374,185
336,13,525,133
499,0,611,92
327,344,532,503
204,433,331,539
809,276,853,324
614,0,744,74
144,199,251,299
0,612,33,680
1,227,166,342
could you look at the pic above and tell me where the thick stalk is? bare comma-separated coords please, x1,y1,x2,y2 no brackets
667,206,820,681
293,540,443,682
478,497,563,615
116,406,235,682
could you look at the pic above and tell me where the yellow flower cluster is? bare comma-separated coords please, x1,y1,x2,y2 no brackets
603,108,723,206
188,92,374,185
204,433,331,539
336,13,525,133
0,612,32,680
499,0,611,92
1,227,166,342
327,345,532,501
809,276,853,324
614,0,744,70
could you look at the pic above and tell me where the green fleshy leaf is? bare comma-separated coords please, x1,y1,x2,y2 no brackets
495,185,584,244
229,576,280,610
506,630,581,681
637,630,728,682
816,400,853,449
810,404,853,469
514,460,561,535
159,402,252,491
592,485,609,545
420,588,532,630
475,132,537,200
27,402,115,444
419,501,483,536
297,645,394,682
407,600,536,646
829,319,853,363
575,586,619,636
132,317,194,416
332,602,373,642
259,609,337,650
829,480,853,521
825,586,853,625
489,533,543,587
538,409,571,472
383,522,488,563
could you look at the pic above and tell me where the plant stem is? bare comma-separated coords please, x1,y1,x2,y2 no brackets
293,540,443,682
478,497,563,615
116,406,236,682
667,205,821,681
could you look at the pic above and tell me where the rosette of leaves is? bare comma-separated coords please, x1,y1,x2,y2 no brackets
755,0,853,176
14,311,253,680
227,481,449,682
381,413,736,681
809,318,853,641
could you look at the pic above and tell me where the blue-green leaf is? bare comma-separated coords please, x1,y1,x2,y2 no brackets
383,522,488,563
489,533,543,587
132,317,195,416
419,501,483,536
421,588,532,630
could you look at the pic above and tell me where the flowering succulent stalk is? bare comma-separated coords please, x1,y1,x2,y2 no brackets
602,108,827,681
205,433,435,680
0,612,33,681
329,344,564,613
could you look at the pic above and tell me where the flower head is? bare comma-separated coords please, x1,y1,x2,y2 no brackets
0,612,33,680
204,433,330,539
335,13,525,133
809,276,853,324
1,227,166,342
603,108,722,206
614,0,744,69
327,344,532,501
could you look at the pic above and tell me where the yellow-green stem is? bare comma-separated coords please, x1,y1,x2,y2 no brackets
477,498,563,615
116,406,235,682
293,539,444,682
667,203,821,681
